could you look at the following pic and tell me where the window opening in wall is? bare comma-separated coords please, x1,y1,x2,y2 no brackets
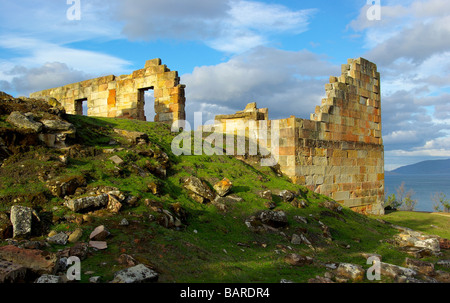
138,87,155,122
75,98,88,116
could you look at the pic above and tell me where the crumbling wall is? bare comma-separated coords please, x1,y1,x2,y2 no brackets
210,58,384,215
30,59,186,124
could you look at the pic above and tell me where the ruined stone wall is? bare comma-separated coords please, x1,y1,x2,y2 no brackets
30,59,186,124
210,58,384,215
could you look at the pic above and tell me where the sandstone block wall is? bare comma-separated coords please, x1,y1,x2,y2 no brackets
210,58,384,215
30,59,186,124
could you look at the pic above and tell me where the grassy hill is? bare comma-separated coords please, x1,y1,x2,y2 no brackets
0,109,449,283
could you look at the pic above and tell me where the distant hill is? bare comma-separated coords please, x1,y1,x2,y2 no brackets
388,159,450,175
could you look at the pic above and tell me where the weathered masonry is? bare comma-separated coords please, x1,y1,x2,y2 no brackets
211,58,384,215
30,59,186,124
31,57,384,215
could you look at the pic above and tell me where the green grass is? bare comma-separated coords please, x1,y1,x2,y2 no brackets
1,114,449,283
382,211,450,239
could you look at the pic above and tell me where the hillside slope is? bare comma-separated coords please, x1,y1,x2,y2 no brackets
0,93,449,283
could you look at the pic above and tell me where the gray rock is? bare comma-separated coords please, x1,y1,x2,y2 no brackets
213,178,233,197
119,218,129,226
64,193,109,212
89,276,101,283
89,225,110,241
285,254,313,266
436,259,450,268
293,215,308,224
6,111,43,132
405,258,435,275
47,232,69,245
40,119,75,133
336,263,365,282
291,234,302,245
35,274,63,283
259,210,288,228
10,205,33,238
182,176,216,203
109,155,124,165
380,262,417,279
111,264,158,283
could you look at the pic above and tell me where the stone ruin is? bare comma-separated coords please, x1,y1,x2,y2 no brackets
208,58,384,215
30,57,384,215
30,59,185,124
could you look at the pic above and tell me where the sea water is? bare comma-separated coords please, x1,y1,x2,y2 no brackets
385,174,450,212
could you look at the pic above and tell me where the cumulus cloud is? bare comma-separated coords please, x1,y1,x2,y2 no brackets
347,0,450,168
116,0,316,53
182,46,339,124
3,62,88,96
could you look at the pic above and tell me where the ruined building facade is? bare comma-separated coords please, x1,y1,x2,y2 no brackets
30,57,384,215
30,59,185,124
210,58,384,215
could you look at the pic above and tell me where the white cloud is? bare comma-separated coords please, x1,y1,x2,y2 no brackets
117,0,316,53
182,47,338,124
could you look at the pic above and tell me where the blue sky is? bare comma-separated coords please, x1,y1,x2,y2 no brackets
1,0,450,170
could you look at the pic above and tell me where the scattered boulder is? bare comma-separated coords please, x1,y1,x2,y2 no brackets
213,178,233,197
6,111,43,132
214,194,244,204
64,193,109,212
111,264,158,283
290,234,302,245
308,276,334,283
394,232,440,253
158,209,183,229
89,225,110,241
69,242,89,261
405,258,435,276
119,218,129,226
47,232,69,246
10,205,33,238
436,260,450,268
182,176,215,203
46,175,86,198
434,270,450,283
0,245,59,275
89,241,107,250
257,190,272,200
35,274,63,283
0,260,27,283
274,189,295,202
335,263,365,282
40,119,74,133
285,254,313,266
147,182,160,195
109,155,124,166
259,210,288,228
107,194,123,214
380,262,417,280
439,238,450,250
245,210,288,233
68,228,83,243
113,128,149,145
318,200,343,213
293,215,308,224
118,254,139,267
